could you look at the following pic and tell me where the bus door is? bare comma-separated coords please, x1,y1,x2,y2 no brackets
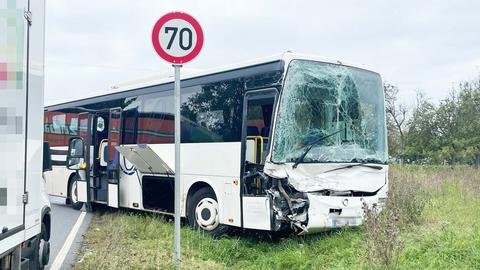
106,108,122,208
76,112,93,203
91,112,109,203
241,88,277,230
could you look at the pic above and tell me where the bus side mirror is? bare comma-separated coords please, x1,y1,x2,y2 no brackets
67,137,86,170
43,141,52,172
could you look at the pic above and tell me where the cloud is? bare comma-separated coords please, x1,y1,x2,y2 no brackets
44,0,480,106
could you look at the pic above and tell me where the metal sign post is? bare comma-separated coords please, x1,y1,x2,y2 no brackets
173,63,182,267
151,11,204,269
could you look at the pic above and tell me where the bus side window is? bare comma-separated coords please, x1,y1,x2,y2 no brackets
180,80,244,143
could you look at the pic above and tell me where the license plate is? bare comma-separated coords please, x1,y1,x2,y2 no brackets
331,217,359,227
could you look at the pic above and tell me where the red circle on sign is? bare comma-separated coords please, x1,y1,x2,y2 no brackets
151,12,204,64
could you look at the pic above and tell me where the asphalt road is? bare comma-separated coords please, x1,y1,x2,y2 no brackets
46,197,92,270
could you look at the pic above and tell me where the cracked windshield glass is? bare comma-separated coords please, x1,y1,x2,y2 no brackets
272,60,387,164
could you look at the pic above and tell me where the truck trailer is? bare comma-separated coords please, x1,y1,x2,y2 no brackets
0,0,51,269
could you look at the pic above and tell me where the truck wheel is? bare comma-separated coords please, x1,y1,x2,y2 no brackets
69,175,84,210
29,222,49,270
187,187,229,237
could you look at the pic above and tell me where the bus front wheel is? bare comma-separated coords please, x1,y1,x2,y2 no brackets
187,187,229,237
68,175,84,210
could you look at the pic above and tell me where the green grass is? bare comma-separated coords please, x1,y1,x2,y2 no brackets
399,182,480,269
74,166,480,270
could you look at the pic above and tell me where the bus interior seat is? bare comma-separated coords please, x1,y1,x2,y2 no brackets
261,126,270,138
247,126,259,136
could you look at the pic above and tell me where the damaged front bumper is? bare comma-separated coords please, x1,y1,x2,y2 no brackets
300,193,379,234
266,178,387,234
263,162,388,234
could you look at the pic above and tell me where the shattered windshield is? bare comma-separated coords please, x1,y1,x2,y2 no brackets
271,60,387,164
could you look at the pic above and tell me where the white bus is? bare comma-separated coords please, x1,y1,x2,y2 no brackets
44,52,388,236
1,0,51,269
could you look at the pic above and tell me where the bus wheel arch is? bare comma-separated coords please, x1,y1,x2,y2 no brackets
67,173,84,210
186,182,229,237
186,182,212,215
66,172,76,204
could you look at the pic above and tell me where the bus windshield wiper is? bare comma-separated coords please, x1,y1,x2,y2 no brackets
322,162,383,174
292,129,343,169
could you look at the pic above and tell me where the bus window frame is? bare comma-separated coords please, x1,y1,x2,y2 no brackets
240,88,279,202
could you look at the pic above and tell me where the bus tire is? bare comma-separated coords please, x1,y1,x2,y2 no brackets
187,187,229,237
68,175,84,210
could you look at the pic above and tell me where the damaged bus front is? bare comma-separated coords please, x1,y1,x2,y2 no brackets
256,59,388,234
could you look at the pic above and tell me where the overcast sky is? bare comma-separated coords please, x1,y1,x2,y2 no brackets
45,0,480,107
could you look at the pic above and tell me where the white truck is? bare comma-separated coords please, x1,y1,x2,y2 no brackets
0,0,51,269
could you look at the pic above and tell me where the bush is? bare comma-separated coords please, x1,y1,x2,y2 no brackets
388,168,428,226
363,203,403,269
363,167,429,269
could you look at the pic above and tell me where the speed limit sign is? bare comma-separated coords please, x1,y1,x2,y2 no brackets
151,12,204,64
151,11,203,269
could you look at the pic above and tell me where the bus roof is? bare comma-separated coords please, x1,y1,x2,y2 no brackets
46,52,376,108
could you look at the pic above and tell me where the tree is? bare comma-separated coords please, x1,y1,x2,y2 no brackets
384,83,408,159
402,75,480,165
451,78,480,165
403,92,437,163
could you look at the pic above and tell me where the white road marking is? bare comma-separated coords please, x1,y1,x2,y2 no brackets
49,211,87,270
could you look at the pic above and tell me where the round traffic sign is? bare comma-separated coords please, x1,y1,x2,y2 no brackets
151,12,204,64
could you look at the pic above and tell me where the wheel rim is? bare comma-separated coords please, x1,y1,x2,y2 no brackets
70,180,78,204
195,198,219,231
